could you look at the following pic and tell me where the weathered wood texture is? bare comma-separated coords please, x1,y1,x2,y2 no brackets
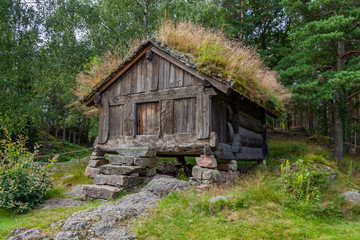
210,94,268,160
98,98,109,144
137,102,160,135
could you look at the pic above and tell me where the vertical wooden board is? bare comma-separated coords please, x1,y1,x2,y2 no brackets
122,103,133,136
163,59,170,89
120,73,130,95
116,79,121,96
158,58,164,90
175,67,184,87
109,105,123,136
130,63,137,94
188,98,196,133
202,94,210,139
137,102,160,135
169,63,176,88
136,60,143,93
161,100,173,135
183,72,192,86
98,98,109,144
182,99,188,133
196,91,203,138
151,55,159,91
154,102,160,133
146,59,153,92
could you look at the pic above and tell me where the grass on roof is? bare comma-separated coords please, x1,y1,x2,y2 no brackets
157,20,289,114
76,19,290,114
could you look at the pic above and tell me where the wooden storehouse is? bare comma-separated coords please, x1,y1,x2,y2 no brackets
82,40,280,161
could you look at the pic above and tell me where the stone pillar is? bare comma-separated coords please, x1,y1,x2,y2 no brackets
190,155,220,185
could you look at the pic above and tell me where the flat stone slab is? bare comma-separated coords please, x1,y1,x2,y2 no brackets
82,185,123,200
134,157,158,167
94,174,144,188
84,166,100,178
100,164,147,175
196,156,217,169
108,155,134,166
90,156,106,160
117,147,156,158
88,159,109,168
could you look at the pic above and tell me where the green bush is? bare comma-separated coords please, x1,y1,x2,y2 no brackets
0,130,53,213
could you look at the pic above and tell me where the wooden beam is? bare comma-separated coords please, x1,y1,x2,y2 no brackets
107,85,200,106
150,46,230,94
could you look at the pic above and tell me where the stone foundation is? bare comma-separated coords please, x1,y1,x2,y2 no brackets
83,147,157,199
191,156,241,186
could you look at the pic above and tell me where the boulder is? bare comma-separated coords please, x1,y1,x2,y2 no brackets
107,155,134,166
196,156,217,169
94,174,144,188
202,168,220,182
100,164,147,175
82,185,123,200
192,165,220,182
340,190,360,205
84,166,100,178
117,147,156,158
7,228,47,240
192,165,203,179
143,175,189,196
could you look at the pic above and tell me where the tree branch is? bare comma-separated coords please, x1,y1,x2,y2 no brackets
311,65,336,74
341,50,360,59
347,90,360,100
347,22,360,33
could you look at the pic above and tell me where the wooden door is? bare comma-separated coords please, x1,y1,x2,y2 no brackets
137,102,160,135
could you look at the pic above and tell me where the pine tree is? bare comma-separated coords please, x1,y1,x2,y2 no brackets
279,0,360,162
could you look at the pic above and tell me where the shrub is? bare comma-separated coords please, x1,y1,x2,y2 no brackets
0,130,53,213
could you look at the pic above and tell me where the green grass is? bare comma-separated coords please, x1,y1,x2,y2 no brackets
0,202,102,239
133,137,360,240
37,132,91,162
46,161,93,198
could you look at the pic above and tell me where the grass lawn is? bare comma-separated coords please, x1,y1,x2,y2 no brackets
133,137,360,240
0,202,102,239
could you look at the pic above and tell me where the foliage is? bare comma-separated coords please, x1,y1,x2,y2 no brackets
280,158,340,216
0,131,53,213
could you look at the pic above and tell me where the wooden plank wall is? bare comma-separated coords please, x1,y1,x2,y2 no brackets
101,53,203,139
105,54,197,98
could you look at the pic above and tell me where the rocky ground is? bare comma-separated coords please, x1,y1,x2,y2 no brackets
8,175,189,240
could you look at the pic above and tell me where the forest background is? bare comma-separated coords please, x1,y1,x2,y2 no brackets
1,0,359,161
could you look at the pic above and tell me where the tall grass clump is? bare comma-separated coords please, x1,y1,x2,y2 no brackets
157,20,290,112
0,130,53,213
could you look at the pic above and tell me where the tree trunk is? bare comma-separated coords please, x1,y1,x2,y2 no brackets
73,130,76,144
334,41,345,162
63,110,67,140
239,0,245,40
42,117,51,154
334,102,344,162
68,130,71,142
55,124,59,138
